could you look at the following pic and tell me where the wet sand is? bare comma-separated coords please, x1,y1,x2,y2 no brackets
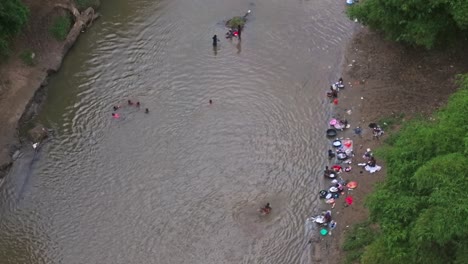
312,27,468,263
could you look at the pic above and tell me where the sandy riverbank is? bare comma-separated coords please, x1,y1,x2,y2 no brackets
0,0,98,180
311,27,468,264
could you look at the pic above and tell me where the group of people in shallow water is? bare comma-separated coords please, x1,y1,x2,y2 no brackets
111,100,149,119
212,24,243,47
111,98,215,119
212,10,251,47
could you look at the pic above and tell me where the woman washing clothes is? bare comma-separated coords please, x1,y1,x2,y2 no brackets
367,156,376,167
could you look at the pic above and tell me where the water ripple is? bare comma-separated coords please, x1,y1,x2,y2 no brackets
1,0,353,263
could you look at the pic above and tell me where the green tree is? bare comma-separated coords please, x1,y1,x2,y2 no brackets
351,74,468,263
347,0,468,49
0,0,29,56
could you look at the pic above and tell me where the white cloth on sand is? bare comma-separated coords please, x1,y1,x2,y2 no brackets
365,165,381,173
309,215,326,224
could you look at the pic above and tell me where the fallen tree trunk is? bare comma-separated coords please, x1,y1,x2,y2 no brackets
51,2,100,72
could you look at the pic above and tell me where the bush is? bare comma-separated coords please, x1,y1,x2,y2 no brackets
20,50,36,66
226,16,245,28
347,0,468,49
50,15,72,41
0,0,29,56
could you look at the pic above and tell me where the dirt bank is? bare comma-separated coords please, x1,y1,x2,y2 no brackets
0,0,99,180
311,27,468,263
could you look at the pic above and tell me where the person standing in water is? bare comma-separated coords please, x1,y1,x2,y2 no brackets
212,35,218,46
209,99,213,105
237,25,242,40
145,108,149,114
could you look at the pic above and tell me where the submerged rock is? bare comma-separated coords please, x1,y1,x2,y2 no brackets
28,124,48,143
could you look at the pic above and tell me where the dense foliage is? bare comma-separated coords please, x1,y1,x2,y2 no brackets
347,0,468,48
0,0,29,55
354,74,468,263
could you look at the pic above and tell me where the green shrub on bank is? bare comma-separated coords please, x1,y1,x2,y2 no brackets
342,221,378,264
377,113,405,130
50,15,72,41
20,50,36,66
351,74,468,264
0,0,29,56
347,0,468,49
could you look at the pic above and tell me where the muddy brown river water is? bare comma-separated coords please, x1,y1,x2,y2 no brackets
0,0,353,263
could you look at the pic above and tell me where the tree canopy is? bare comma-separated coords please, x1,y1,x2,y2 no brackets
0,0,29,55
347,0,468,49
356,74,468,263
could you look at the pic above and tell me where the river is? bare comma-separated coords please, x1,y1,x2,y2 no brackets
0,0,352,263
